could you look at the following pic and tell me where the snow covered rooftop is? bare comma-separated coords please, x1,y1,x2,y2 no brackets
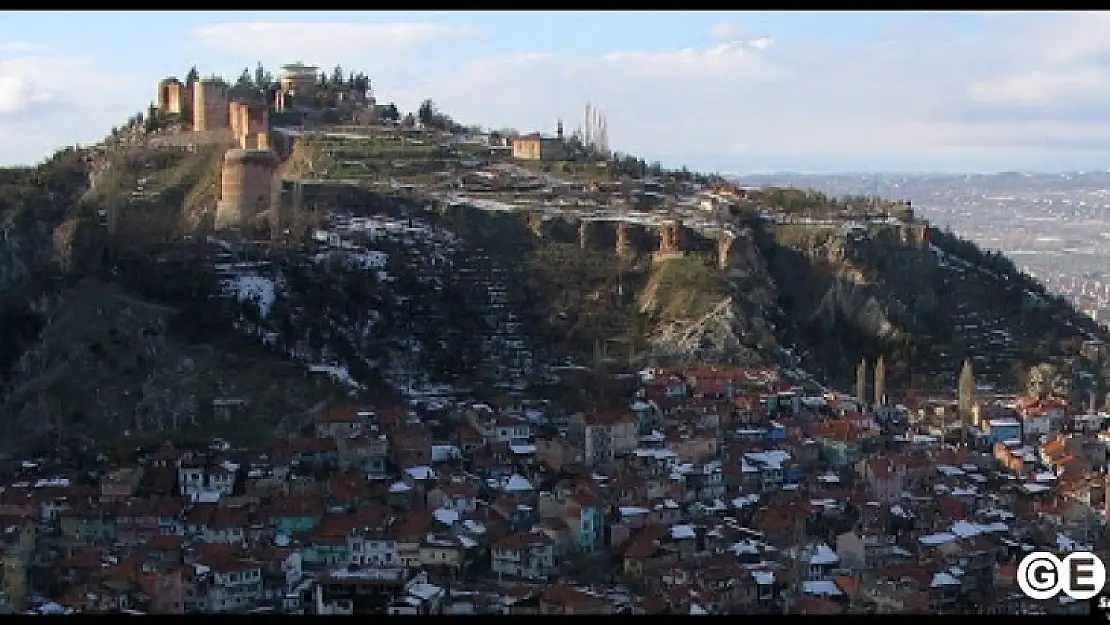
751,570,774,585
802,580,843,596
931,572,961,588
919,533,957,546
408,582,445,601
1020,483,1052,494
732,494,760,508
504,474,534,492
809,543,839,565
743,450,791,469
406,466,436,481
950,520,1008,538
433,508,459,526
670,524,696,540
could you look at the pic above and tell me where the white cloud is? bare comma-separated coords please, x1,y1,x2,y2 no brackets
191,21,477,67
709,21,746,41
0,42,53,56
0,70,55,117
12,13,1110,171
0,51,145,165
372,14,1110,171
968,67,1107,106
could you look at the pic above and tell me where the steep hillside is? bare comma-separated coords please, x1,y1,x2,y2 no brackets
443,204,1105,395
0,146,355,454
1,133,1107,452
756,219,1105,393
0,277,350,453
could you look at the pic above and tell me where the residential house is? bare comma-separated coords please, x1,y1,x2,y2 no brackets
419,535,464,572
315,405,364,439
336,432,389,476
100,467,145,503
303,516,356,570
511,134,565,161
275,438,339,470
178,461,237,502
389,424,432,468
858,456,906,503
60,503,117,546
742,450,791,493
200,555,264,613
581,411,638,468
455,424,484,455
112,499,160,545
312,568,410,615
535,436,583,471
630,399,658,433
986,419,1022,445
426,481,478,514
536,488,605,553
538,584,611,614
491,531,556,581
349,528,398,568
1018,409,1050,439
622,524,677,577
394,511,436,569
810,421,861,468
136,562,185,614
663,427,718,464
262,494,324,537
483,417,532,445
202,507,249,545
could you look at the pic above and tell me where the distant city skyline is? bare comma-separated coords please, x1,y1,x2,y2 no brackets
3,11,1110,173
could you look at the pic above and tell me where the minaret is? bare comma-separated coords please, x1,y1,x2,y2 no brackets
856,359,868,409
958,357,975,446
556,118,564,141
958,358,975,417
874,356,887,409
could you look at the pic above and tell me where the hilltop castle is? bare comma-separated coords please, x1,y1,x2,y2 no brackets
155,63,362,233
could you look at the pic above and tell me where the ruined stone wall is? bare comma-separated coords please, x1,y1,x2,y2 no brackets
193,80,230,132
216,148,279,229
158,79,186,115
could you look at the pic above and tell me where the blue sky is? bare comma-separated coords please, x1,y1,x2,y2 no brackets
1,11,1109,173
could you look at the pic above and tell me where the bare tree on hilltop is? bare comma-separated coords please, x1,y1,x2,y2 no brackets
379,103,400,123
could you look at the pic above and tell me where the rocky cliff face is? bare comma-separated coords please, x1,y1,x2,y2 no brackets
0,144,1104,451
639,226,779,365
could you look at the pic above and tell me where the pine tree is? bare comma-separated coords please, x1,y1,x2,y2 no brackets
254,62,267,89
236,68,252,88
